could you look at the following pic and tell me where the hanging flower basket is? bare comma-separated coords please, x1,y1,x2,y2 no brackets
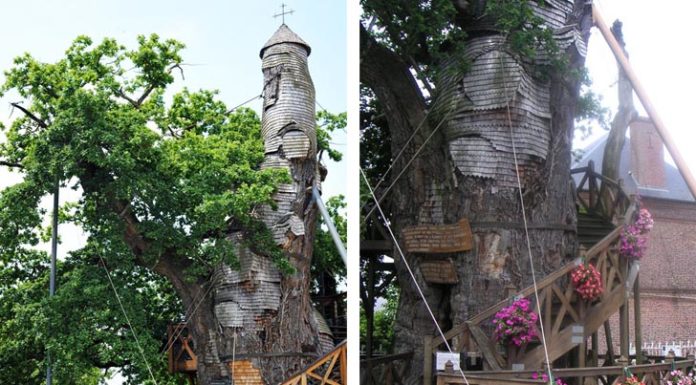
570,263,603,301
619,208,653,260
664,369,695,385
492,298,538,347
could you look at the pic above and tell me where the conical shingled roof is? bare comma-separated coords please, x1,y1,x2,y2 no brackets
259,23,311,58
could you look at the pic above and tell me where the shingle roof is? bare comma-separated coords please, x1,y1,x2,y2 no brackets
572,133,694,202
259,24,311,58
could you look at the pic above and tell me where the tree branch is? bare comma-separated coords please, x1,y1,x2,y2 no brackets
10,103,47,128
116,89,139,107
0,160,23,169
118,63,184,109
360,25,428,153
360,24,427,134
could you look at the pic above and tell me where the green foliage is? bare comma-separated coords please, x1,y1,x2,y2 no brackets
486,0,558,62
0,247,184,385
316,110,346,162
360,281,399,354
361,0,468,83
575,72,611,140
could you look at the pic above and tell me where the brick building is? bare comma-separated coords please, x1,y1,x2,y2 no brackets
574,118,696,357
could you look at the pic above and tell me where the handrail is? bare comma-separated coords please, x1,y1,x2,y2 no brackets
281,341,347,385
571,160,631,224
361,351,413,385
435,360,695,385
360,351,413,366
458,359,694,378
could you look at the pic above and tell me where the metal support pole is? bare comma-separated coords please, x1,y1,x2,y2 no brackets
312,186,347,266
593,4,696,200
47,178,58,385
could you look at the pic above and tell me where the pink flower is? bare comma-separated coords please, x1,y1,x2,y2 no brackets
492,298,539,347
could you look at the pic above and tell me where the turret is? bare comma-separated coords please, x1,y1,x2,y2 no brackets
259,24,316,244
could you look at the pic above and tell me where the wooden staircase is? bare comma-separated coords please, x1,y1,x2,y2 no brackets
424,164,637,385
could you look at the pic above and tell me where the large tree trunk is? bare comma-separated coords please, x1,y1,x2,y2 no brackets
362,2,592,384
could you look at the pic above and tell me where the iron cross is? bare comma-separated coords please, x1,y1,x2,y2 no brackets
273,3,294,24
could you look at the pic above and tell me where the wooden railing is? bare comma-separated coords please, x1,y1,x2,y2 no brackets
282,341,347,385
571,160,631,225
437,359,695,385
424,166,637,385
360,351,413,385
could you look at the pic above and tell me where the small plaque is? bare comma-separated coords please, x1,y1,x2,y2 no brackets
512,363,525,371
402,219,473,254
435,352,461,371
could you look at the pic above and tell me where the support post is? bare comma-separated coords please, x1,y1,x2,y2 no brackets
604,320,615,365
424,336,433,385
634,274,642,364
592,4,696,200
592,331,599,367
620,260,630,359
47,178,59,385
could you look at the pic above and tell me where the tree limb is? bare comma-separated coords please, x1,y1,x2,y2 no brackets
118,63,184,108
0,160,23,169
360,24,427,137
10,103,47,128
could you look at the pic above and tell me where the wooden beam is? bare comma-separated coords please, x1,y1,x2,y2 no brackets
634,274,643,364
467,322,504,370
424,336,433,385
593,4,696,200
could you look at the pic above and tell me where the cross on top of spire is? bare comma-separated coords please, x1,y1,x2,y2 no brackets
273,3,294,25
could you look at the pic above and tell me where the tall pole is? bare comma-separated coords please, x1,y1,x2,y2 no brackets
47,178,58,385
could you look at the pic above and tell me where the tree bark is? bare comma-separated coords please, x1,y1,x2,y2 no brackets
197,31,325,385
361,2,592,384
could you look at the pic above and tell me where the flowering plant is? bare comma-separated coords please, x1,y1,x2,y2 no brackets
531,372,567,385
619,209,653,260
492,298,538,347
634,208,654,232
619,375,645,385
665,369,695,385
570,263,603,300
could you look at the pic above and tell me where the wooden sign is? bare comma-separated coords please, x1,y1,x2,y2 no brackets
402,219,473,254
